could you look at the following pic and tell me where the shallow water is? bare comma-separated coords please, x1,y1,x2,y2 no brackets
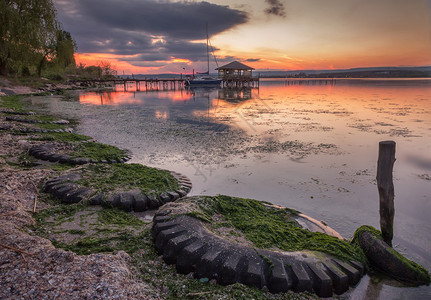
32,78,431,299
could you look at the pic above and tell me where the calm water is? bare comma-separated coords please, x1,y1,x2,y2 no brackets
33,78,431,299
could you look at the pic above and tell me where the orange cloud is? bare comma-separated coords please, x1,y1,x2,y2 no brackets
172,58,191,63
74,53,164,74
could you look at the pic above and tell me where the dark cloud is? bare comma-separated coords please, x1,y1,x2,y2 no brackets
122,61,167,68
82,0,248,39
264,0,286,18
54,0,249,68
217,56,239,63
246,58,260,62
118,39,210,64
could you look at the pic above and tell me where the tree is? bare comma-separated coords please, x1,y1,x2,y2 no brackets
54,30,76,69
98,61,117,78
0,0,75,76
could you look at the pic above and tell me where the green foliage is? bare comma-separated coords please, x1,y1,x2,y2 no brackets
53,30,76,69
77,163,180,195
67,62,117,80
0,0,76,76
193,195,367,264
70,141,127,161
45,72,65,81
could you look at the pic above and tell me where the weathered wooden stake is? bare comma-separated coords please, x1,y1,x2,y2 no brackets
377,140,396,246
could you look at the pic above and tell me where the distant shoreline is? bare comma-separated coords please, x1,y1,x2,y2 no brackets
119,66,431,80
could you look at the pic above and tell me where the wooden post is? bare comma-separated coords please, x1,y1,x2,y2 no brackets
377,140,396,246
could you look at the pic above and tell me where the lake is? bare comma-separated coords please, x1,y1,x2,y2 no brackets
33,78,431,299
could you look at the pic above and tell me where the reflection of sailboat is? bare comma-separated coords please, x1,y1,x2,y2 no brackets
185,25,222,87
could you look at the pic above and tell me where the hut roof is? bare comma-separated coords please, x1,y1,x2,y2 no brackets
216,61,254,70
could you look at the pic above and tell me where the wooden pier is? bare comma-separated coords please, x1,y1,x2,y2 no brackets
221,76,260,88
72,77,260,90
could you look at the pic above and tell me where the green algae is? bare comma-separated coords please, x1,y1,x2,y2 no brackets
34,202,146,255
0,95,25,111
353,225,430,284
55,232,145,255
187,195,367,264
352,225,383,246
37,123,68,130
98,208,144,227
76,163,180,195
31,132,92,142
70,141,127,161
34,202,88,226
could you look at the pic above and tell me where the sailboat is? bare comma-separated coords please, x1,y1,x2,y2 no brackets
185,26,222,87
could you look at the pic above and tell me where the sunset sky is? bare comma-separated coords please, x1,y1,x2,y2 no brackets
54,0,431,74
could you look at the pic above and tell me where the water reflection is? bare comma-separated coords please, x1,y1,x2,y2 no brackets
79,89,195,106
218,87,259,102
77,78,431,145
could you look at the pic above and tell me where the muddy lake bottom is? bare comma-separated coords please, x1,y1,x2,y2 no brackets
27,78,431,299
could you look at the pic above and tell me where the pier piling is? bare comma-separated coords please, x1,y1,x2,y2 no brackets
377,140,396,246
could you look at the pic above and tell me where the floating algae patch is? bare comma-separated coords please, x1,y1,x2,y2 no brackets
178,195,367,264
76,163,180,195
245,140,339,158
69,141,128,161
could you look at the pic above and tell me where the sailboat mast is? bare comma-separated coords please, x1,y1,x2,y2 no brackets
206,23,210,74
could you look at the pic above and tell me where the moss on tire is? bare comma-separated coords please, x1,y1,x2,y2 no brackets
353,225,430,285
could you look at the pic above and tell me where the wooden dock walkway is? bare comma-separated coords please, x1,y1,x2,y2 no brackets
71,77,260,91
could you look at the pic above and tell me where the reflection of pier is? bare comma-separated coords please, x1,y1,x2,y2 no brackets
217,87,259,102
73,78,186,91
221,77,260,88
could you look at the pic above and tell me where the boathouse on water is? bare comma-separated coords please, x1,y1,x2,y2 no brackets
216,61,259,87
